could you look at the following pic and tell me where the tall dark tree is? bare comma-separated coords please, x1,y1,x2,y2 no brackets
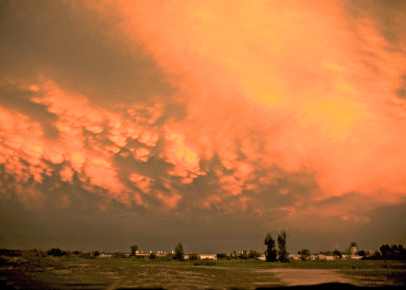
277,231,289,262
174,242,184,260
349,242,358,255
130,244,138,256
264,233,278,262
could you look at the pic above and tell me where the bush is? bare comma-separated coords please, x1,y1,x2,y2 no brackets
216,253,229,259
93,251,100,257
298,249,311,261
238,250,249,259
248,250,261,259
47,248,66,257
174,243,184,261
333,249,342,258
188,253,199,260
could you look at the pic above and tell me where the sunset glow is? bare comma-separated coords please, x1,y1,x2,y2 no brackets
1,0,405,250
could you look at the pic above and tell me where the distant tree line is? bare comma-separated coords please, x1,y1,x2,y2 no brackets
2,238,405,262
364,244,406,260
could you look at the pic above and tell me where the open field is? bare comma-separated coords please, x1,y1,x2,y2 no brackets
1,256,405,290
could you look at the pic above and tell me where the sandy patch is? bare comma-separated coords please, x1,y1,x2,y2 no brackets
258,268,354,286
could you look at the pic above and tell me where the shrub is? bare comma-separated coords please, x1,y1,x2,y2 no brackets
216,253,229,259
47,248,66,257
188,253,199,260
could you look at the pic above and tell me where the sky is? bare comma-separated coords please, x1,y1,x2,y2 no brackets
0,0,405,253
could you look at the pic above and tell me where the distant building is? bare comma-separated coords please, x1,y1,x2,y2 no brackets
316,254,336,261
199,254,217,260
257,254,266,261
288,254,301,261
98,253,112,258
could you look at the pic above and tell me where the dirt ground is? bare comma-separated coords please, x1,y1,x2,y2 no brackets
1,256,405,289
258,268,354,286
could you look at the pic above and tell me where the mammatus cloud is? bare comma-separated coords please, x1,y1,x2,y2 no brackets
1,0,406,232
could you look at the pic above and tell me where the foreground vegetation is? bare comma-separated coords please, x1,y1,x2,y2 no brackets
1,256,282,290
1,255,405,290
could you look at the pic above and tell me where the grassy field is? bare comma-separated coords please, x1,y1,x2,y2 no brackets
1,256,405,289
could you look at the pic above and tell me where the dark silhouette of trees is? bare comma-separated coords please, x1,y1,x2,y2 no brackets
238,250,249,259
264,233,278,262
93,250,100,257
379,244,406,260
188,253,199,260
357,250,367,257
130,244,138,256
248,250,261,259
216,253,228,259
47,248,65,256
174,242,184,260
333,249,342,258
298,249,311,261
350,241,358,248
277,231,289,262
349,241,358,255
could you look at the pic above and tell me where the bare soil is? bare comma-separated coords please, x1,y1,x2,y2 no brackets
258,268,354,286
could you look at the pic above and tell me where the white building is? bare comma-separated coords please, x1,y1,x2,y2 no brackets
199,254,217,260
288,254,301,261
257,254,266,261
317,254,336,261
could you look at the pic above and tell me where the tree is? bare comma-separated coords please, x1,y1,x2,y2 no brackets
298,249,311,261
357,250,367,257
230,250,238,259
188,253,199,260
130,244,138,256
47,248,65,257
93,250,100,257
264,233,278,262
216,253,228,259
174,242,184,260
349,242,358,255
238,250,248,259
248,250,261,259
333,249,342,259
277,231,289,262
149,252,156,259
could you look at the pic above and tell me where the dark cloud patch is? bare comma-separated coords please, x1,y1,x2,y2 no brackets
355,200,406,248
396,74,406,99
0,0,172,105
1,164,405,252
0,82,58,137
345,0,406,47
315,192,364,207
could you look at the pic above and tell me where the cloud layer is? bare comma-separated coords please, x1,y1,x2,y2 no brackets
1,0,406,249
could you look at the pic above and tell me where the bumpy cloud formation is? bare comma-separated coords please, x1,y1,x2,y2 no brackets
1,0,406,224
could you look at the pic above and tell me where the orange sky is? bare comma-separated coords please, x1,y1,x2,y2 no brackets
1,0,406,249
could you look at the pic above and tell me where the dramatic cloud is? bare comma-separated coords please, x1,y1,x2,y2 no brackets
1,0,405,250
